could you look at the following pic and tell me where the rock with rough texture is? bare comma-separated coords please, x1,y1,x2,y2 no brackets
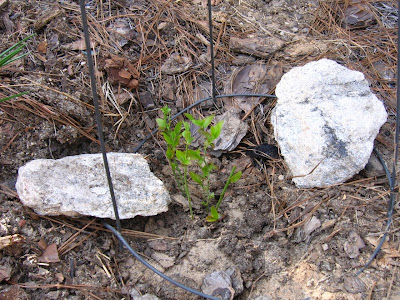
201,271,235,300
271,59,387,187
16,153,171,219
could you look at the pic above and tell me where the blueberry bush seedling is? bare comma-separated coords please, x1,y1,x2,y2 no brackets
0,34,35,102
157,105,242,221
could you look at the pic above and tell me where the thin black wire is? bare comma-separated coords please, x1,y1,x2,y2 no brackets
355,149,396,276
103,222,221,300
79,1,122,234
355,3,400,275
207,0,216,102
133,93,276,153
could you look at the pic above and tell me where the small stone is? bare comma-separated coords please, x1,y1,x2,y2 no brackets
229,35,285,58
322,243,329,251
364,152,386,177
130,289,161,300
343,276,366,293
202,271,235,300
212,110,249,156
278,175,285,181
303,216,321,237
344,231,365,259
151,252,175,269
225,267,244,295
16,153,171,219
271,59,387,188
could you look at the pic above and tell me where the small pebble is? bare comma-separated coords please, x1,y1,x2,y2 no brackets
322,243,329,251
278,175,285,181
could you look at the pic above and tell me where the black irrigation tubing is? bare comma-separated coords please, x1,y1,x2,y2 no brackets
355,3,400,276
133,93,277,153
355,149,396,276
103,222,221,300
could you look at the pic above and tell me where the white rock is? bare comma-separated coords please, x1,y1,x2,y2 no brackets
16,153,171,219
271,59,387,187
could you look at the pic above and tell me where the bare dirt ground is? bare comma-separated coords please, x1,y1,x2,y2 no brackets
0,0,399,299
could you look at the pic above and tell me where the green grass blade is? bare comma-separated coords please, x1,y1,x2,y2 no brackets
0,44,26,67
0,91,28,103
0,33,35,59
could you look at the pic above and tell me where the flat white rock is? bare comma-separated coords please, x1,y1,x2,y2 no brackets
16,153,171,219
271,59,387,187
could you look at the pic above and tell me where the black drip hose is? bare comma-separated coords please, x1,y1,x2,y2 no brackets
355,1,400,276
103,222,221,300
355,149,396,276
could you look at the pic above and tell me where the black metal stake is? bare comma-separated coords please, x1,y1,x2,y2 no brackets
79,0,122,237
207,0,217,103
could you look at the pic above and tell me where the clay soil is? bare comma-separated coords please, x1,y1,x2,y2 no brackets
0,0,399,299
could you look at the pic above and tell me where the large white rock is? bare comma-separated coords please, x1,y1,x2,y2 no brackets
271,59,387,187
16,153,171,219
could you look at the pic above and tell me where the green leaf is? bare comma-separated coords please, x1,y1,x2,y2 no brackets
202,115,214,129
187,149,201,160
156,118,167,131
202,163,216,177
176,150,190,165
205,206,220,222
170,161,177,171
230,170,242,184
173,121,182,137
162,132,174,146
184,113,195,122
161,105,171,116
182,128,193,144
166,147,174,160
172,133,182,148
185,113,204,128
183,121,191,132
211,120,224,140
189,171,203,185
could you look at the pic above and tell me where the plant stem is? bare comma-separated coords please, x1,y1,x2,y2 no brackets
183,165,193,219
216,166,236,210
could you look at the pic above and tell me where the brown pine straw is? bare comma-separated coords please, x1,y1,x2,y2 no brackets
35,214,177,241
311,0,397,112
7,281,122,294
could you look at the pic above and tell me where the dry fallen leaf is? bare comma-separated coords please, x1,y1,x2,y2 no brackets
37,40,47,54
341,1,375,29
104,55,140,89
0,265,12,282
0,234,24,251
55,272,64,283
365,236,400,258
160,53,192,75
37,243,60,263
37,238,47,251
64,38,97,51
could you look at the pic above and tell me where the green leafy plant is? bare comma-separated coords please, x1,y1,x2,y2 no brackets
157,105,242,221
0,34,35,102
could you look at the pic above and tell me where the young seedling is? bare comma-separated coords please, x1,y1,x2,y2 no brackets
157,105,242,221
205,166,242,222
184,113,223,210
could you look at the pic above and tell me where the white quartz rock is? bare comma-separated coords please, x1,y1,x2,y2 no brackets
271,59,387,187
16,153,171,219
